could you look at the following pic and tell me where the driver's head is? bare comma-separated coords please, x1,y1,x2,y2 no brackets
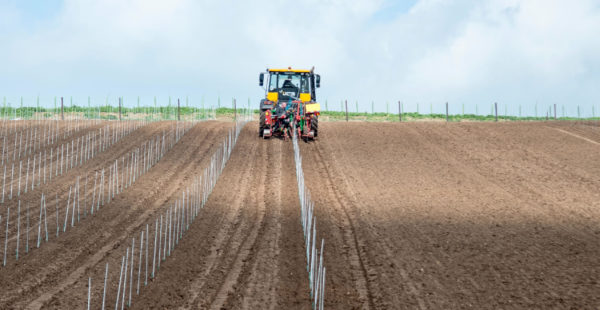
281,102,287,108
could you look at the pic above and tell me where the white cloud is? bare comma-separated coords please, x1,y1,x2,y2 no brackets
0,0,598,116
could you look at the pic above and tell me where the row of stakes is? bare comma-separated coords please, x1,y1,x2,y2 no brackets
0,110,146,166
85,112,250,309
0,120,145,204
0,120,197,267
292,128,326,310
0,118,142,166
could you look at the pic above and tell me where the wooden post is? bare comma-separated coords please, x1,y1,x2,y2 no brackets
118,97,122,121
177,99,180,121
233,98,237,121
345,100,348,122
494,102,498,122
398,101,402,122
61,97,64,120
445,102,449,122
554,104,557,120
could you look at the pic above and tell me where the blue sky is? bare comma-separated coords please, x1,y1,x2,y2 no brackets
1,0,599,117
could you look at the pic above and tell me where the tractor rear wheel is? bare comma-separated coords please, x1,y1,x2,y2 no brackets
259,111,266,137
311,115,318,137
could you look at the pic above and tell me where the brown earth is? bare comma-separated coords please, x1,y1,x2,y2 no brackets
0,121,232,308
299,121,600,309
132,125,311,309
2,120,600,309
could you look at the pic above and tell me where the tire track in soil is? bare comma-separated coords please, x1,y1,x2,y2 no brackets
312,145,378,309
181,130,263,309
229,140,280,310
227,138,307,310
131,124,311,310
304,131,430,310
550,127,600,146
0,121,231,309
322,124,474,309
207,138,269,310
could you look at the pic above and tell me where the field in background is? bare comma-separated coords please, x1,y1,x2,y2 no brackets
2,97,599,123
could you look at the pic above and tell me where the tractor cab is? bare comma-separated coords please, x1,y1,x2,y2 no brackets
258,67,321,140
259,68,320,105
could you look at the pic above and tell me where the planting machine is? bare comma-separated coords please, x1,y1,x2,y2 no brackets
258,67,321,141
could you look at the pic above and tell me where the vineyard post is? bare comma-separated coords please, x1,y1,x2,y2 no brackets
55,195,58,237
234,98,237,121
494,102,498,122
178,98,181,121
1,166,4,202
345,100,348,122
116,255,125,310
446,102,449,122
122,248,129,309
129,238,134,306
87,277,91,310
145,223,149,285
119,97,122,121
398,101,402,122
3,207,8,266
61,97,64,120
102,263,108,310
137,231,143,295
16,202,20,260
27,202,31,250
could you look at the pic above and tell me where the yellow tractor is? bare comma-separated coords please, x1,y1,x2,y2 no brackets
258,67,321,140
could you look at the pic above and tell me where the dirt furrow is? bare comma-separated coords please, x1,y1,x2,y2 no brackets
132,124,311,309
301,121,600,309
0,121,231,308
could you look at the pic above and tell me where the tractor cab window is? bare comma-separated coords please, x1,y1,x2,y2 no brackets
268,72,310,99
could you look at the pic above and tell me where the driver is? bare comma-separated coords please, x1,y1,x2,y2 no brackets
282,79,296,89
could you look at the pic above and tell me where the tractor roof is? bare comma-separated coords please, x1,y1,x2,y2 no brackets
268,68,312,73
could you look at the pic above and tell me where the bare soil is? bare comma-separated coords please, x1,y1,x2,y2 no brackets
2,120,600,309
300,121,600,309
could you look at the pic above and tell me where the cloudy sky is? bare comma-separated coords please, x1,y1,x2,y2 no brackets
1,0,599,116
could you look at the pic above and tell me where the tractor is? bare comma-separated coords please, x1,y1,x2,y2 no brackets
258,67,321,141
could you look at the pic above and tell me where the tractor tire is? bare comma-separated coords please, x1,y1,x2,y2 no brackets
259,111,266,137
311,115,319,137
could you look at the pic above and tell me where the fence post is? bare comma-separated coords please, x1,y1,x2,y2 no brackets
233,98,237,121
494,102,498,122
345,100,348,122
177,99,181,121
445,102,448,122
119,97,122,121
398,101,402,122
61,97,64,120
554,104,557,120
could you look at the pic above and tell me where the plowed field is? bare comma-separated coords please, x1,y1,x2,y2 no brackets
300,121,600,309
1,120,600,309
